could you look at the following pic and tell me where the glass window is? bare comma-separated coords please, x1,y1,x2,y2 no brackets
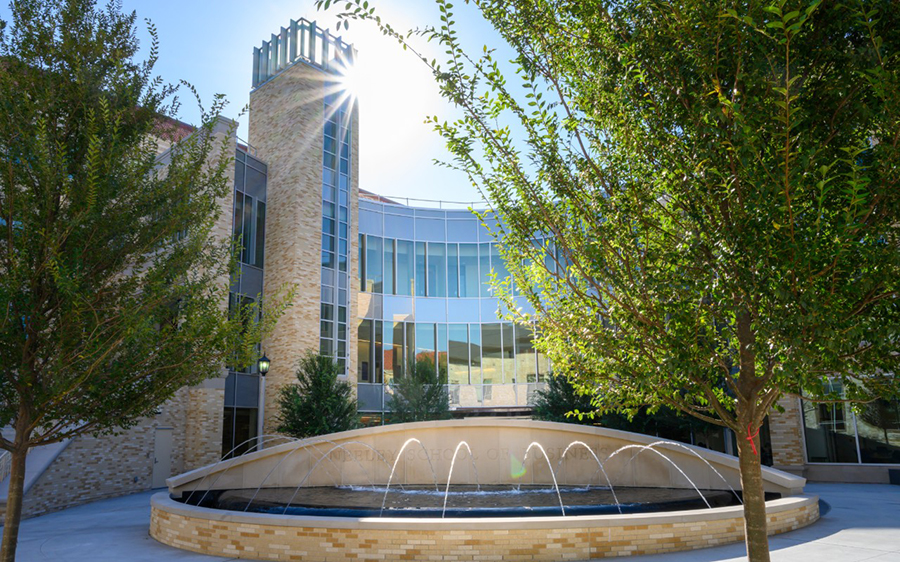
242,195,254,264
415,242,427,297
447,244,459,298
469,323,482,385
234,159,245,190
514,324,537,383
374,321,383,384
233,192,244,255
394,322,406,383
427,243,447,297
448,324,469,385
415,323,436,366
458,244,479,298
357,319,372,382
254,201,265,268
857,398,900,464
481,323,502,385
802,382,859,463
384,239,395,295
366,236,383,293
358,234,366,291
396,240,414,296
405,322,416,377
245,166,266,200
491,243,512,296
479,243,492,297
501,322,515,383
437,323,448,384
537,346,551,383
385,322,402,383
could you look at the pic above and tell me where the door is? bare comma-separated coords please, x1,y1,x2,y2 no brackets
152,427,174,488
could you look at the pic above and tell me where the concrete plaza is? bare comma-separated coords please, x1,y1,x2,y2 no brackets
6,483,900,561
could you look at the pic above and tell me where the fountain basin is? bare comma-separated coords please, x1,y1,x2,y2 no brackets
204,484,748,517
154,420,818,560
151,492,818,561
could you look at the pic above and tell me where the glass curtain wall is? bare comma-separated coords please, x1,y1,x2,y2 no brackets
319,87,352,373
224,148,267,457
802,380,900,464
356,319,547,411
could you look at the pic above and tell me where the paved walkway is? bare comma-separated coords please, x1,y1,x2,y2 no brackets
6,483,900,561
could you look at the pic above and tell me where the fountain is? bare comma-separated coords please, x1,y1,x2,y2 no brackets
150,419,819,561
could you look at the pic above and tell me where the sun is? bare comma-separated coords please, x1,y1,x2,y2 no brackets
334,55,361,105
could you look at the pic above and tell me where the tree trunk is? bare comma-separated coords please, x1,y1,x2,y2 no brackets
738,427,771,562
0,446,29,562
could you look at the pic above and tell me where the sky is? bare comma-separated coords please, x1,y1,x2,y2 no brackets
0,0,510,204
6,0,513,205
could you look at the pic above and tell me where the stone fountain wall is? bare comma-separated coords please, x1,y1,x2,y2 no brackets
168,419,807,498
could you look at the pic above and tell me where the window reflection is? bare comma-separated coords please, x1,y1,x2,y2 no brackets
396,240,414,296
857,399,900,464
802,382,859,463
427,243,447,297
448,324,469,385
415,242,427,297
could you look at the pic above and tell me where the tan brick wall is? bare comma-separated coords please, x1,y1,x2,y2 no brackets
769,396,806,468
185,387,226,470
12,388,189,521
151,496,818,561
250,62,360,433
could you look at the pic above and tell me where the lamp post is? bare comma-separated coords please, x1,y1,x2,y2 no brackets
257,354,270,449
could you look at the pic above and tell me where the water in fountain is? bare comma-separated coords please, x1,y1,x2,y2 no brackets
556,441,622,514
441,441,480,518
186,435,746,518
187,434,299,505
605,444,712,508
379,438,442,515
243,440,394,512
194,436,360,507
623,441,742,504
522,442,566,516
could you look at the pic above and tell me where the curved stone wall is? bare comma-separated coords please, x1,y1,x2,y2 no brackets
167,419,807,497
150,492,819,561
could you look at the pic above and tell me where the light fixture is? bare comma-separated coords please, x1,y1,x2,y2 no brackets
258,354,270,377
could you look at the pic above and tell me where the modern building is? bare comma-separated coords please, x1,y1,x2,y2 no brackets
2,16,897,525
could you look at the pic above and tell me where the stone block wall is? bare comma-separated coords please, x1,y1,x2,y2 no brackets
150,494,819,562
9,388,189,521
769,396,806,470
185,386,226,470
250,60,361,434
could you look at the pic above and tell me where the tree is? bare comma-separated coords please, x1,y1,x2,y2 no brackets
275,352,359,438
533,376,730,451
322,1,900,560
531,374,596,425
388,359,451,423
0,1,287,559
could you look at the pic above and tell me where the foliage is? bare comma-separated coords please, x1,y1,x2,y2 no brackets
531,375,596,425
388,359,451,424
321,0,900,560
533,375,723,444
275,352,359,438
0,1,289,559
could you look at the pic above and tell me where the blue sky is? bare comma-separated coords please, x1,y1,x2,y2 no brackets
2,0,515,204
